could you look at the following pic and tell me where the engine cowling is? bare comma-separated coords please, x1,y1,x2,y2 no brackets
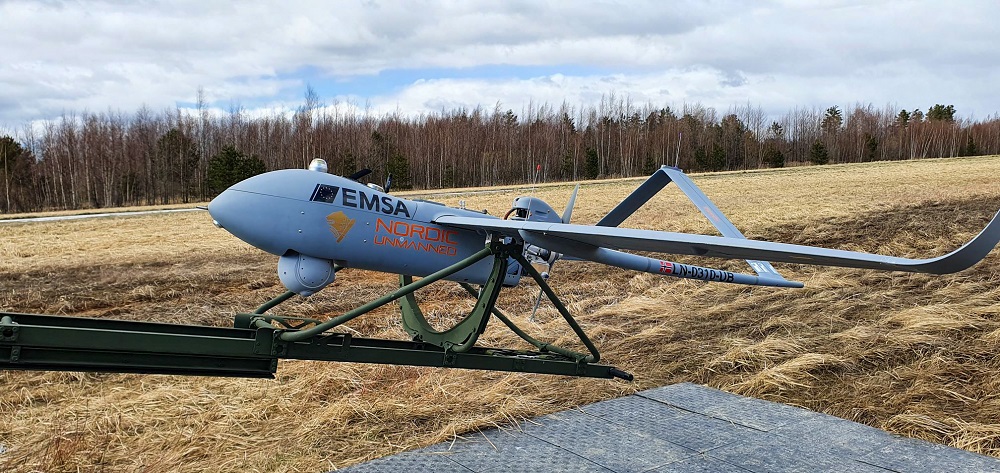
278,252,336,296
507,197,563,276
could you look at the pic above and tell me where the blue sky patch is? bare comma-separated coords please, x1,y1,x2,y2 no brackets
180,64,617,110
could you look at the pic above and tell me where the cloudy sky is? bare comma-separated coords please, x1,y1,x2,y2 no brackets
1,0,997,130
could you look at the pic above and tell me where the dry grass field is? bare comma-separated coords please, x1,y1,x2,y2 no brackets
2,156,1000,472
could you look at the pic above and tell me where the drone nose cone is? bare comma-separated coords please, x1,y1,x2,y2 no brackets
208,185,295,256
209,187,265,246
207,188,239,230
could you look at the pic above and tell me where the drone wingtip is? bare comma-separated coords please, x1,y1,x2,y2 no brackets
915,208,1000,274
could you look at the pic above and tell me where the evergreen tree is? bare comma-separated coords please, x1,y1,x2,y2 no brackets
338,150,358,178
206,146,265,195
822,106,843,134
963,135,979,156
369,130,388,175
763,147,785,168
387,152,411,190
641,155,657,175
864,134,878,162
927,104,957,122
584,147,600,179
709,145,727,171
694,145,726,172
442,164,456,188
810,140,829,165
560,151,574,179
768,121,784,140
658,106,677,121
693,146,708,171
369,130,410,189
897,109,910,128
765,122,785,168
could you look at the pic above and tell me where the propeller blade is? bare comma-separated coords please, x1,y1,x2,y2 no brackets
347,168,372,181
528,260,555,321
529,287,545,321
562,185,579,224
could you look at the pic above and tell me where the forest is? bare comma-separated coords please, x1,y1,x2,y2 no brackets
1,93,997,213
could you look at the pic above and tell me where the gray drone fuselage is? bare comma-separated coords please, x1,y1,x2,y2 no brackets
209,169,517,294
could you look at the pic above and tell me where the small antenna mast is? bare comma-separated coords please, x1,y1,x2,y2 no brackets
674,132,682,168
532,163,541,194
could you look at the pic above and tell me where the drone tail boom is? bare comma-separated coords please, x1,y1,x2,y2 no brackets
586,165,1000,274
522,231,803,288
597,165,792,283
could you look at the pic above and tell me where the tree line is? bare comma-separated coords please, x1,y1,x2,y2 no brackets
2,94,998,213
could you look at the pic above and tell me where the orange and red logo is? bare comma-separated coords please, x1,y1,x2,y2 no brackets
372,218,458,255
327,211,355,243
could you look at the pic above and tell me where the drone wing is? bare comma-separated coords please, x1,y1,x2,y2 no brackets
434,211,1000,275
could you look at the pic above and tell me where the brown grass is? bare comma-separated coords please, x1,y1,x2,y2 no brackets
2,156,1000,471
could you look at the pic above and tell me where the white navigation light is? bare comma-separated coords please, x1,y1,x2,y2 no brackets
308,158,328,173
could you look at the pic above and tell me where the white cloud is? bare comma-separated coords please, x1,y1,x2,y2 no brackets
1,0,998,128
